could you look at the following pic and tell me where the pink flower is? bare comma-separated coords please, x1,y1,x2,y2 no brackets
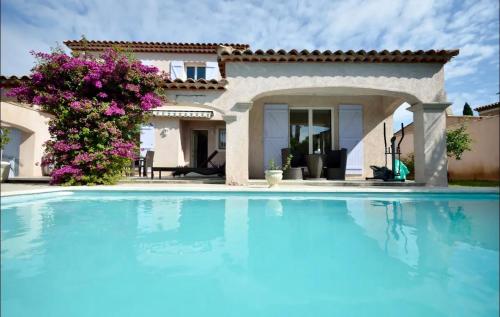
140,92,162,110
138,63,159,74
33,95,46,105
104,101,125,116
109,140,136,159
52,141,80,152
6,86,31,98
73,153,93,164
125,83,140,93
52,141,72,152
69,101,83,110
62,91,75,100
51,165,82,184
32,72,43,83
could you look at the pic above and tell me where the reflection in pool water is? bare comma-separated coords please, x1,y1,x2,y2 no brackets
1,192,498,317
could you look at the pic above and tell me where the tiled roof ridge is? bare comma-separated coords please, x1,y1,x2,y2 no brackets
64,40,250,53
219,48,459,56
474,101,500,112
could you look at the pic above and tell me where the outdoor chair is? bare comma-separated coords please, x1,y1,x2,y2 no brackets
324,148,347,180
139,150,155,177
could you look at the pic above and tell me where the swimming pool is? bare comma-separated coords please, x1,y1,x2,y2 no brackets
1,191,499,316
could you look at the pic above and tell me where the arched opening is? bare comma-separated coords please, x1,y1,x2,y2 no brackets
1,126,25,177
247,86,421,180
0,101,51,177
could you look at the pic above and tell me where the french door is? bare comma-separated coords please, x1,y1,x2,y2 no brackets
289,108,333,165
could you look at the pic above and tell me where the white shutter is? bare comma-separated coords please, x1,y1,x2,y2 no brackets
205,61,219,80
140,125,155,157
170,61,185,80
339,105,363,175
264,104,289,170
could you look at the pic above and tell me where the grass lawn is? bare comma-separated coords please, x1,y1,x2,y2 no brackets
449,180,500,187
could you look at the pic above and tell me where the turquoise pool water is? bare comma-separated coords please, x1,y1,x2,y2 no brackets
1,191,499,316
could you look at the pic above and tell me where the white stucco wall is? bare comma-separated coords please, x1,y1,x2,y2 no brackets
1,101,51,177
134,52,221,80
211,62,445,109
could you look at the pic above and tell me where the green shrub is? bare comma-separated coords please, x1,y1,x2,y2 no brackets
8,47,167,185
446,125,472,160
0,128,10,151
401,153,415,180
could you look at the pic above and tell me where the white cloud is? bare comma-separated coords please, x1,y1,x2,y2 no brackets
1,0,498,119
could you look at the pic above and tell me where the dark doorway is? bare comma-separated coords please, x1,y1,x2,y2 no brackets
191,130,208,167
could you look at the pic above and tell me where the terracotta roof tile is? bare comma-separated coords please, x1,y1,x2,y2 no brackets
64,40,249,54
217,48,459,77
163,78,227,90
474,101,500,112
0,75,30,88
0,75,227,91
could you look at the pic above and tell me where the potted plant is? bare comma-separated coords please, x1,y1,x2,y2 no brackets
41,153,54,176
0,128,11,182
281,149,303,180
265,154,292,187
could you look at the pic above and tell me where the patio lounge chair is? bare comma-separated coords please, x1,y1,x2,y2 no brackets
151,150,225,179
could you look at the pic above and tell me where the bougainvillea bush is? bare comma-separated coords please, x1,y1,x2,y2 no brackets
9,48,167,185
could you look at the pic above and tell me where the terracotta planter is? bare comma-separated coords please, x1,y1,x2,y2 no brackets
1,161,10,183
265,170,283,187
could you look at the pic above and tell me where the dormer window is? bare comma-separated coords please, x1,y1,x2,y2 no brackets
186,66,206,80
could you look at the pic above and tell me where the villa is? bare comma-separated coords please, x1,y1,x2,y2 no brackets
1,41,499,317
0,40,459,186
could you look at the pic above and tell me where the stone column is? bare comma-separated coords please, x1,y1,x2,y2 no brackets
223,102,252,185
408,102,450,186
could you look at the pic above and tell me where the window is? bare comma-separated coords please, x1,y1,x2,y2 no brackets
289,110,309,166
312,109,332,154
289,108,333,163
186,66,206,80
218,128,226,150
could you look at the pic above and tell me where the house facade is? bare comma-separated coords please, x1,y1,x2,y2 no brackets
0,40,459,186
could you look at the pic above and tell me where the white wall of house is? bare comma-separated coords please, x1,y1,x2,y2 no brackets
0,100,51,177
133,52,221,80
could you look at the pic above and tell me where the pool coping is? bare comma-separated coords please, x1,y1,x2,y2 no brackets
1,184,499,197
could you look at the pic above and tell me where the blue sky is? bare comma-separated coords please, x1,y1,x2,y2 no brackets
1,0,499,130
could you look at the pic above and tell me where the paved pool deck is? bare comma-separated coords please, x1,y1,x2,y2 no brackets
1,182,499,197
